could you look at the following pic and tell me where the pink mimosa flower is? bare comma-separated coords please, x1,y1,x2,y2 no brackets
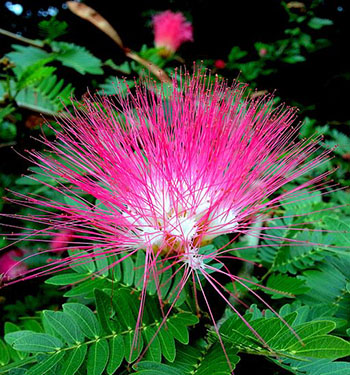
50,229,74,253
153,10,193,55
3,71,333,366
0,249,27,281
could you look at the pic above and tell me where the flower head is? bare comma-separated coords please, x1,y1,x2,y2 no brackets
7,71,332,278
152,10,193,55
4,71,332,361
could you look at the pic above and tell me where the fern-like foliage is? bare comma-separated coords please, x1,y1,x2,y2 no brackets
133,342,240,374
258,190,345,274
218,304,350,373
45,249,191,308
16,74,73,114
299,254,350,322
2,287,198,374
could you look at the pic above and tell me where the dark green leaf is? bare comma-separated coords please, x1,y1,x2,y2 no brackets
6,332,63,352
106,335,124,375
86,339,109,375
63,303,101,340
60,345,87,375
43,311,84,344
26,351,65,375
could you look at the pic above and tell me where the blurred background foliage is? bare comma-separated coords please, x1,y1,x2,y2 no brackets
0,1,350,374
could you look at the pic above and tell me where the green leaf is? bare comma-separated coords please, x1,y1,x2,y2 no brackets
68,249,96,274
26,351,65,375
323,218,350,246
0,339,10,366
165,318,190,342
282,55,306,63
106,335,124,375
87,339,109,375
43,311,85,344
7,45,48,69
122,255,135,286
52,42,103,75
112,288,137,330
265,273,310,299
38,18,68,41
123,331,143,363
60,345,87,375
63,278,107,298
5,332,63,352
94,248,109,277
63,303,101,339
133,362,182,375
0,121,17,141
143,327,161,362
228,46,248,61
308,17,333,29
4,323,27,361
272,230,325,274
157,325,176,362
45,273,87,285
289,335,350,359
94,289,117,334
22,320,42,333
287,358,350,375
0,357,36,374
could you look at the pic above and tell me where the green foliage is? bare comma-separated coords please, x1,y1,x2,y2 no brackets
16,74,73,114
218,304,350,374
38,18,68,42
1,286,198,374
51,42,103,75
99,77,135,95
45,249,189,307
6,45,50,69
133,342,240,374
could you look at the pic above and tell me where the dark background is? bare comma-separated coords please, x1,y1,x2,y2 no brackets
1,0,349,122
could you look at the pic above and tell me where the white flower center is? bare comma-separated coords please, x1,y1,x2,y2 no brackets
122,178,239,251
182,248,205,270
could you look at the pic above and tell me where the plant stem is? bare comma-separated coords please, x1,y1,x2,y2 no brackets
0,28,43,48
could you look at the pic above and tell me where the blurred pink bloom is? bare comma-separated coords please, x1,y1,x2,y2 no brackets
0,249,27,281
153,10,193,54
259,48,268,57
214,59,226,69
51,229,74,253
